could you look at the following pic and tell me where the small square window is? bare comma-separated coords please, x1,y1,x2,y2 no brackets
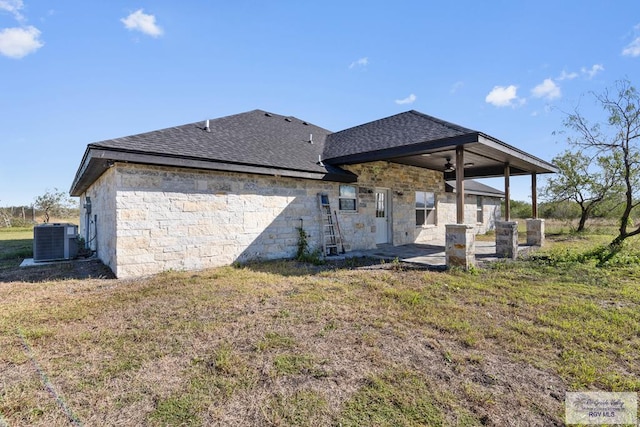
339,185,357,211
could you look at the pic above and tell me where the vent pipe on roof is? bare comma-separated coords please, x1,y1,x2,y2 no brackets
309,134,313,144
204,119,210,133
317,154,324,166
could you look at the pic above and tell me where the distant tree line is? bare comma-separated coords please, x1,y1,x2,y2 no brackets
0,189,78,227
504,197,636,224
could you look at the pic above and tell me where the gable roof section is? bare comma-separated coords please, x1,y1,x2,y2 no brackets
323,110,477,163
445,180,505,198
71,110,356,196
92,109,331,173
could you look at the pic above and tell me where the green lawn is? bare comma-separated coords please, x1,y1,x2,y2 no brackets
0,227,32,270
0,227,639,426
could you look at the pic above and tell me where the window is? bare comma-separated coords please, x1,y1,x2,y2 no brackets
416,191,436,226
476,196,483,223
375,191,385,218
339,185,357,211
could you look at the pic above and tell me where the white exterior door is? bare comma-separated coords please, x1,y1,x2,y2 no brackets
375,188,390,244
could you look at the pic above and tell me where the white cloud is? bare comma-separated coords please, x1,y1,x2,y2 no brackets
557,70,578,81
581,64,604,79
485,85,520,107
0,25,43,58
349,57,368,69
121,9,163,38
531,78,561,100
395,93,416,105
0,0,25,22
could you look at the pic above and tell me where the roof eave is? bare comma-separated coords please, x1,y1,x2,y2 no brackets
70,148,357,196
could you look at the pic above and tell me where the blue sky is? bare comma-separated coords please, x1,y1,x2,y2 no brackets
1,0,639,206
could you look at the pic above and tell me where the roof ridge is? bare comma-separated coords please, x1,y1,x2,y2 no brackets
329,110,415,135
407,110,477,134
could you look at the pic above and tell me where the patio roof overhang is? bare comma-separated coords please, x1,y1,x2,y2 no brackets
324,132,557,178
324,130,557,223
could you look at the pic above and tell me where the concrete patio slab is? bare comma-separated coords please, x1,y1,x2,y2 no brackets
344,240,533,268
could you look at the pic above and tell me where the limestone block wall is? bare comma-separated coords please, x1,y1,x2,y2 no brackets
80,167,117,273
112,164,348,278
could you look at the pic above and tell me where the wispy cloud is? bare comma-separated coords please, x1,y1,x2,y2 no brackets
0,25,43,58
0,0,25,22
622,23,640,57
485,85,522,108
121,9,163,38
557,70,578,81
349,57,368,69
581,64,604,79
531,78,561,100
395,93,416,105
450,81,464,94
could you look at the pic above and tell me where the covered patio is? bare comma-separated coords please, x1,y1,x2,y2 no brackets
324,111,558,268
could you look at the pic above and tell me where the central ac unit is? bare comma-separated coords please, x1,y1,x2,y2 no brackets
33,223,79,262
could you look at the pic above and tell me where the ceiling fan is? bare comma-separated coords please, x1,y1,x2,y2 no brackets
444,157,474,172
444,157,455,172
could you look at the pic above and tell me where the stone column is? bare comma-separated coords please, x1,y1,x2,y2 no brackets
445,224,476,269
495,221,518,259
526,218,545,246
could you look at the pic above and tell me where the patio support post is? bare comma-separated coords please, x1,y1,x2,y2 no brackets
446,224,476,269
446,145,475,270
526,172,545,246
455,145,464,224
496,163,518,258
531,172,538,219
504,163,510,221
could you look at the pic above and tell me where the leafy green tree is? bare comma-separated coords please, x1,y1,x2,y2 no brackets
33,188,76,223
503,200,532,219
542,150,620,232
539,200,581,221
563,79,640,246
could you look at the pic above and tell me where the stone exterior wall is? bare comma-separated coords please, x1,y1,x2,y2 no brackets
80,167,117,273
80,161,503,278
436,193,501,238
112,164,341,277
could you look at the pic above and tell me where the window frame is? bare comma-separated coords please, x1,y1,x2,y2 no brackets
415,191,436,227
476,196,483,224
338,184,358,212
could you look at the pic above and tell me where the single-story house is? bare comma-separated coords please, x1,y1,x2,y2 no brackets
70,109,555,278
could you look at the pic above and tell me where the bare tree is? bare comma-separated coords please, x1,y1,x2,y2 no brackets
33,189,75,223
564,79,640,247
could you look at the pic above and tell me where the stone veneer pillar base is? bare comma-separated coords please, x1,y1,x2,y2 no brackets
496,221,518,259
445,224,476,269
526,219,545,246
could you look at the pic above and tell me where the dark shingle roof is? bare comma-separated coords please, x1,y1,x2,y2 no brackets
323,110,477,161
445,180,505,197
90,109,331,174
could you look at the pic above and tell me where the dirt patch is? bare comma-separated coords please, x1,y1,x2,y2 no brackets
0,258,115,283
